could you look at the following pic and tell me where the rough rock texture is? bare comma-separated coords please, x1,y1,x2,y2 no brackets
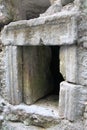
0,47,8,100
0,0,13,27
60,45,87,86
0,0,87,130
1,11,77,46
59,81,87,121
0,0,50,24
1,120,84,130
50,0,74,5
3,95,59,128
2,122,45,130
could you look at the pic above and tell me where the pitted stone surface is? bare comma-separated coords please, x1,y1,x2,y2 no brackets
59,81,87,121
1,120,84,130
50,0,74,5
60,45,87,86
0,0,87,130
4,95,60,128
1,11,77,46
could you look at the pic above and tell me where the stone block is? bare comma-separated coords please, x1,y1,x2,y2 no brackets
22,46,53,105
2,121,44,130
59,46,66,80
84,113,87,119
0,0,13,27
50,0,74,6
60,45,87,86
59,81,87,121
5,46,23,105
1,12,77,46
85,104,87,112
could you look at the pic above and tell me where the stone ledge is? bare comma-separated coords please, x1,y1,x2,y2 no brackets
4,95,60,128
1,11,78,46
1,120,84,130
2,121,45,130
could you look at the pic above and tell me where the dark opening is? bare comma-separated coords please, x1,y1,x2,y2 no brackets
50,46,64,95
22,46,64,105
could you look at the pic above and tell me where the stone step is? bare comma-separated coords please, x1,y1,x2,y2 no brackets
2,122,45,130
5,95,60,128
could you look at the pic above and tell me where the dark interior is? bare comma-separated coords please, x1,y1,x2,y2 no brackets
50,46,64,95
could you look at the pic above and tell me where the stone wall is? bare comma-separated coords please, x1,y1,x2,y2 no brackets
84,103,87,130
0,0,87,130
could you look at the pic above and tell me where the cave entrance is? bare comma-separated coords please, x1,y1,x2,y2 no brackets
22,46,64,106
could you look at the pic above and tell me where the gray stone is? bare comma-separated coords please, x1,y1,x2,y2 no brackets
47,120,84,130
0,47,8,100
59,81,87,121
4,98,60,128
1,120,84,130
2,121,44,130
4,46,23,105
78,13,87,47
59,46,66,80
84,120,87,130
60,45,87,86
50,0,74,6
85,104,87,112
74,0,87,12
1,11,77,46
84,113,87,119
22,46,53,105
0,0,50,23
0,0,13,27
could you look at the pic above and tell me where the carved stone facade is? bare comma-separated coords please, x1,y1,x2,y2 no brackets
0,0,87,130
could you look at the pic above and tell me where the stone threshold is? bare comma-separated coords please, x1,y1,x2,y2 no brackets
5,95,60,128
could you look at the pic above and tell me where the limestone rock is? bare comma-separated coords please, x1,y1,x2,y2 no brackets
60,45,87,86
59,81,87,121
50,0,74,5
2,122,44,130
0,0,13,27
1,11,77,46
0,0,50,24
1,120,84,130
4,103,60,128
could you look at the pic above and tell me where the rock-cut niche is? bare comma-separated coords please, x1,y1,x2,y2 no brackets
21,46,64,105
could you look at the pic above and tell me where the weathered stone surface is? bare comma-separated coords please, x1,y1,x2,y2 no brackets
1,11,77,46
1,120,84,130
2,121,45,130
0,0,50,24
60,45,77,82
47,120,84,130
78,14,87,47
4,95,60,128
85,104,87,112
0,0,87,129
50,0,74,6
84,113,87,119
0,116,3,129
59,46,66,80
4,46,23,105
17,0,50,20
59,81,87,121
0,47,8,100
0,0,11,27
74,0,87,12
84,120,87,130
22,46,53,105
60,45,87,86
